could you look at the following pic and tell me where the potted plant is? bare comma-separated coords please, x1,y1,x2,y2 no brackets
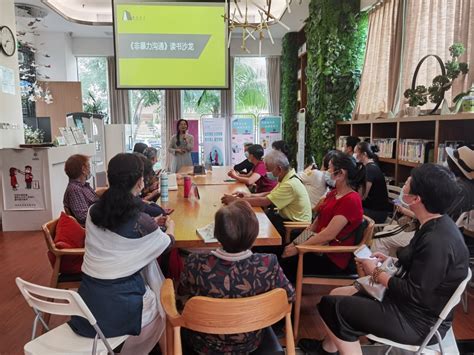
403,85,428,116
405,43,469,116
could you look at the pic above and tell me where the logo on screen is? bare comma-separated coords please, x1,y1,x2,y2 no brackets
123,10,144,21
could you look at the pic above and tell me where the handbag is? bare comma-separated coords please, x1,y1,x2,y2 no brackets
354,257,398,302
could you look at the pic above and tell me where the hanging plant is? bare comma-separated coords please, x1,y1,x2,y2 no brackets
305,0,368,163
280,32,299,164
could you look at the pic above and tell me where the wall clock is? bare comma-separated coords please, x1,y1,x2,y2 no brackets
1,25,16,57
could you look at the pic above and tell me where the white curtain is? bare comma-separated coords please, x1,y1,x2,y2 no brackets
107,57,130,124
266,56,281,115
164,90,181,169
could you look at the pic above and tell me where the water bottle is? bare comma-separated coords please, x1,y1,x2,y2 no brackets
160,171,169,202
184,176,192,198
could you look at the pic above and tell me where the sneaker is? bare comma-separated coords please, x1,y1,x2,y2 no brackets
297,338,339,355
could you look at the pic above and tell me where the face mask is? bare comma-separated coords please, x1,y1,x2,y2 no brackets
267,172,278,181
353,153,359,162
398,189,415,208
244,151,249,159
153,162,161,172
323,171,336,187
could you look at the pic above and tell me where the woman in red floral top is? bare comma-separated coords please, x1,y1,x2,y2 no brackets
178,200,295,354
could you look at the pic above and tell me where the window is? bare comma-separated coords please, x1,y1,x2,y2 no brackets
76,57,109,120
129,90,165,153
182,90,221,119
233,57,269,115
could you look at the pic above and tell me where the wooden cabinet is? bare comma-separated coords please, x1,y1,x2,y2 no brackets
35,81,83,139
336,114,474,185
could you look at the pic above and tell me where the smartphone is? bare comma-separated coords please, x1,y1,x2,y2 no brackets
391,198,402,206
311,156,318,170
353,245,374,259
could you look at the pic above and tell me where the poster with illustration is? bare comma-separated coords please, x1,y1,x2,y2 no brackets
202,117,226,166
2,149,45,210
259,115,282,155
231,117,255,164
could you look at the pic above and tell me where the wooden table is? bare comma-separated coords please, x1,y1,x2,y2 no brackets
161,184,281,248
177,166,237,185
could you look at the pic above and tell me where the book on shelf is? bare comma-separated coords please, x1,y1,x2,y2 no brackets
196,222,217,243
398,139,434,164
372,138,397,159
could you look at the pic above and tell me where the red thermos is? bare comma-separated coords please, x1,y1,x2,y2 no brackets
184,176,192,198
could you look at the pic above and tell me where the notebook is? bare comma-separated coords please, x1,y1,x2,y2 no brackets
196,222,218,243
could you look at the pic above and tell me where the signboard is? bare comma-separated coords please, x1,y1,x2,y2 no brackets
2,149,45,210
231,117,255,165
258,115,282,155
202,117,226,166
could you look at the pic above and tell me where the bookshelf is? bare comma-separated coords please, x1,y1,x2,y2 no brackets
335,114,474,185
297,26,307,110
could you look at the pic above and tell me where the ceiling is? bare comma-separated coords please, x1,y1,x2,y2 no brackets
14,0,309,39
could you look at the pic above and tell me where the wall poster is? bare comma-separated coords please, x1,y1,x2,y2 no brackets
202,117,226,166
258,115,282,155
231,117,255,165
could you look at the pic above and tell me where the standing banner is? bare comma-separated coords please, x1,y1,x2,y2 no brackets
2,149,45,210
231,116,255,165
296,109,306,172
202,117,226,166
258,115,282,155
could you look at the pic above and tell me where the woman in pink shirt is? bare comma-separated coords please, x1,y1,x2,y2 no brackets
227,144,277,193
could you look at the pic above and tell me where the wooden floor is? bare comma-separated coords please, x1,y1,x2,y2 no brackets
1,230,473,354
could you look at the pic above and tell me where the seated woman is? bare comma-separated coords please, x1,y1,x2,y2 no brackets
355,141,391,223
297,150,338,208
299,163,470,355
227,144,277,193
280,151,366,282
63,154,98,226
233,142,254,174
178,200,295,354
69,153,175,354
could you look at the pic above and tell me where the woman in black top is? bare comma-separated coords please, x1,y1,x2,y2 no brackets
298,163,469,355
355,141,391,223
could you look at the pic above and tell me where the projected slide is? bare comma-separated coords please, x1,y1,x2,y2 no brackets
113,1,228,89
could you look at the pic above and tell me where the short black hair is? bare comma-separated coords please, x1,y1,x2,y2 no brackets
346,136,360,151
247,144,264,160
272,140,290,160
133,142,148,154
409,163,457,214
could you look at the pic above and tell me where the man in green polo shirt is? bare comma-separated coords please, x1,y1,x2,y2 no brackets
222,150,312,237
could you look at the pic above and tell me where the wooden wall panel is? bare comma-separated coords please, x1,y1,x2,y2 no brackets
35,81,83,139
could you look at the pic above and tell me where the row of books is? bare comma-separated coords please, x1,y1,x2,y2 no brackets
372,138,397,159
398,139,434,164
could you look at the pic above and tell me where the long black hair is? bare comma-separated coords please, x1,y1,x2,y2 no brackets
356,141,379,162
330,151,366,193
176,119,188,147
91,153,144,229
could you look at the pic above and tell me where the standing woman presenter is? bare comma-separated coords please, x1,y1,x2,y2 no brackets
168,119,194,173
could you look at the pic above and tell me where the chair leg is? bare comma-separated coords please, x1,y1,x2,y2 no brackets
384,345,392,355
435,331,444,355
293,254,304,340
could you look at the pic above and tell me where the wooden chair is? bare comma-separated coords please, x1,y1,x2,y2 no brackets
160,279,295,355
293,215,375,339
42,219,84,290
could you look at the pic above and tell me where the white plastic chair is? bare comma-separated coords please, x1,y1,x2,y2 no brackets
16,277,128,355
367,268,472,355
374,185,402,231
455,210,474,314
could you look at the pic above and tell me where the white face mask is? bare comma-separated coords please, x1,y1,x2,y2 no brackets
267,172,278,181
398,189,415,209
323,171,336,187
244,151,249,159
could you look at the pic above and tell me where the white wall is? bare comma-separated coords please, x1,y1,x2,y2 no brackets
35,32,77,81
0,0,24,149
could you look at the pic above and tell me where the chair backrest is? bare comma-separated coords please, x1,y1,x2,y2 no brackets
387,184,402,201
161,278,293,334
439,268,472,320
16,277,97,325
42,219,59,254
359,215,375,246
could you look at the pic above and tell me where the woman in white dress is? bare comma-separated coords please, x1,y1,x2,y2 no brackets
168,119,194,173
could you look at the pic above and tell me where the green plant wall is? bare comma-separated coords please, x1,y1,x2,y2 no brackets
305,0,368,163
280,32,299,164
